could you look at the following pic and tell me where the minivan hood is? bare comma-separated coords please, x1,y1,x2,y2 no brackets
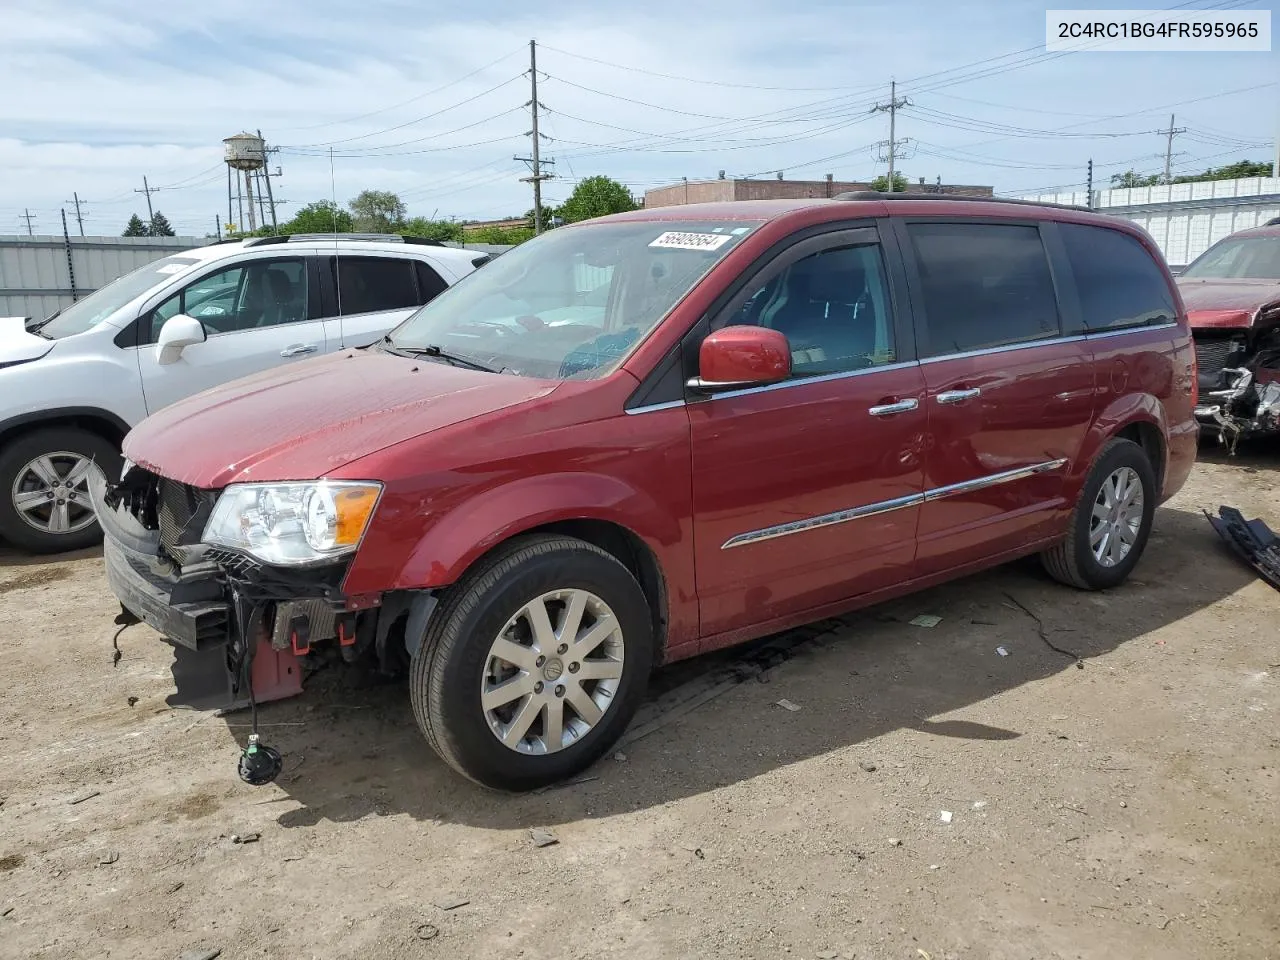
0,317,54,365
123,348,560,488
1176,277,1280,328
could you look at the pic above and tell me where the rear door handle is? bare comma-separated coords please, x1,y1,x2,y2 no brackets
936,387,981,404
280,343,318,358
868,398,919,417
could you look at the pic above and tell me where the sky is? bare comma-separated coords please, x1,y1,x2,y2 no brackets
0,0,1275,237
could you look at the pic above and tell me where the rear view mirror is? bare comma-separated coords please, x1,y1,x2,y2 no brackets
689,325,791,393
156,314,206,365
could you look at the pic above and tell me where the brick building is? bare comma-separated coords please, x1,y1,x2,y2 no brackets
644,175,994,208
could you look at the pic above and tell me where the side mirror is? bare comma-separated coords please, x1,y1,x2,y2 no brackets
689,326,791,393
156,314,206,365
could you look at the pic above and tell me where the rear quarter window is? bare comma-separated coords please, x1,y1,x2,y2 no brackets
1060,223,1176,331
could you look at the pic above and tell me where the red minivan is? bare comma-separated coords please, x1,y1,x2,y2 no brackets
92,194,1199,790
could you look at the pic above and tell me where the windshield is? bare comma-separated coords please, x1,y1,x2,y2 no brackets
38,255,202,339
1180,236,1280,281
386,219,762,379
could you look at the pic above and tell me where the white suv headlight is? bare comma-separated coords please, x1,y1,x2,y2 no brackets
202,481,382,566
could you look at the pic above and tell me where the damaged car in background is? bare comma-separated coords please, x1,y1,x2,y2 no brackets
1177,222,1280,451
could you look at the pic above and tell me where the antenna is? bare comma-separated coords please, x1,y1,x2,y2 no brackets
329,146,344,341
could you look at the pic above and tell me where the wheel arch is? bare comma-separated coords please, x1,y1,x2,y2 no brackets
0,407,131,451
1071,394,1169,499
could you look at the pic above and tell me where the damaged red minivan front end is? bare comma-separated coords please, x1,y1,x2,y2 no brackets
1176,225,1280,450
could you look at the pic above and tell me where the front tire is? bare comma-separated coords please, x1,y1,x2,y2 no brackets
1041,437,1156,590
411,535,654,791
0,427,121,554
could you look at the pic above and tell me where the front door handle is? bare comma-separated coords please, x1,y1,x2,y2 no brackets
280,343,318,358
936,387,981,404
868,398,919,417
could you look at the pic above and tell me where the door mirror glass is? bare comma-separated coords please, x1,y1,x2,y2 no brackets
156,314,206,365
692,326,791,392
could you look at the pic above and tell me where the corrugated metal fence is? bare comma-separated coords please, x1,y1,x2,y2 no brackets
0,234,205,320
1028,176,1280,269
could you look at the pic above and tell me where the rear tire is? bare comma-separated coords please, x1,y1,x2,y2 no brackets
1041,438,1156,590
0,427,121,554
410,535,654,791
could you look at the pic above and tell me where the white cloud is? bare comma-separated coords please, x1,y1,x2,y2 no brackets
1,0,1272,236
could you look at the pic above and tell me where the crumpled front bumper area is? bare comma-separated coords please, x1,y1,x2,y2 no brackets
90,469,307,710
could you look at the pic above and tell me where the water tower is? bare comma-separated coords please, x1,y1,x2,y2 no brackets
223,131,266,232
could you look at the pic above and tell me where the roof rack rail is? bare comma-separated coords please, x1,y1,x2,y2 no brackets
833,190,1091,213
241,233,444,248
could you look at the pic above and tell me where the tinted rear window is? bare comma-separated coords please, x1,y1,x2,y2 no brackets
1061,224,1175,330
907,222,1061,357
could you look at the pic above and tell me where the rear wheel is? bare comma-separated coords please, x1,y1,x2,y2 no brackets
0,427,121,553
410,535,653,791
1041,438,1156,590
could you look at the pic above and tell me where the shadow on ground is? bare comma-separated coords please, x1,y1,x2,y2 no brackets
201,502,1257,831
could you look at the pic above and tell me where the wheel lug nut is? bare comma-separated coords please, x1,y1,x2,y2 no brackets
534,681,544,694
554,684,565,697
556,643,567,655
568,662,579,673
535,656,545,667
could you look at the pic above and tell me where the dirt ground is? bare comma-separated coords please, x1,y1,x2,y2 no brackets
1,446,1278,960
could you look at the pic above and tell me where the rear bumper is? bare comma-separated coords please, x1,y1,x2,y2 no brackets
90,470,230,651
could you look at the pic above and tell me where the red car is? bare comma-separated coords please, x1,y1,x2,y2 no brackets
1176,223,1280,449
92,194,1198,790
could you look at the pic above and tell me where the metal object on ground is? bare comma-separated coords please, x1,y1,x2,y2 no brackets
1206,506,1280,592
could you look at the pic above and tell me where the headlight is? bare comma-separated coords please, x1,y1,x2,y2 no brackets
202,481,382,566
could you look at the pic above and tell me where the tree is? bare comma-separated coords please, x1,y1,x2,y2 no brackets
525,204,556,229
556,176,638,224
870,172,909,193
149,211,175,237
1172,159,1274,184
282,200,353,235
470,225,535,245
1110,170,1161,188
348,190,406,232
402,217,464,242
122,214,148,237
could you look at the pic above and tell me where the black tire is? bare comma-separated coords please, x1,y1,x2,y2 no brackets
1041,438,1156,590
0,427,121,554
410,534,654,791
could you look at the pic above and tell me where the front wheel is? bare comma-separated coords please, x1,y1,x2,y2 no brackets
0,427,121,554
410,535,654,791
1041,437,1157,590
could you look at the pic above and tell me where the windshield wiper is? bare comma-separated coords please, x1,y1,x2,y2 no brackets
26,308,60,336
384,338,499,373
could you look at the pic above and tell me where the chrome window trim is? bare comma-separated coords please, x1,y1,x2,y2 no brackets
625,399,686,416
702,359,919,402
721,457,1069,549
1084,320,1178,340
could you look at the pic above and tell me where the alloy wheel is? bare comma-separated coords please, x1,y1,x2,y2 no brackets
11,452,99,536
481,589,625,755
1089,466,1145,568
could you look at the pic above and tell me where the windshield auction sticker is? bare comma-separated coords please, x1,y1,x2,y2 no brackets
649,231,735,251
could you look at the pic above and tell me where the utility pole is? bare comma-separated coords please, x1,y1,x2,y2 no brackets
19,209,36,235
60,209,78,302
1086,158,1094,209
258,130,279,232
243,168,258,231
215,214,222,240
871,80,911,191
514,39,554,234
65,192,85,236
135,176,155,220
1159,113,1187,184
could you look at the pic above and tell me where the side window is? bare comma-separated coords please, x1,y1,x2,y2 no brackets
726,244,897,376
907,223,1061,357
143,258,308,342
333,257,419,315
415,261,448,303
1060,224,1176,331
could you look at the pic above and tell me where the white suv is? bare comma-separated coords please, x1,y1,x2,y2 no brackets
0,234,486,553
